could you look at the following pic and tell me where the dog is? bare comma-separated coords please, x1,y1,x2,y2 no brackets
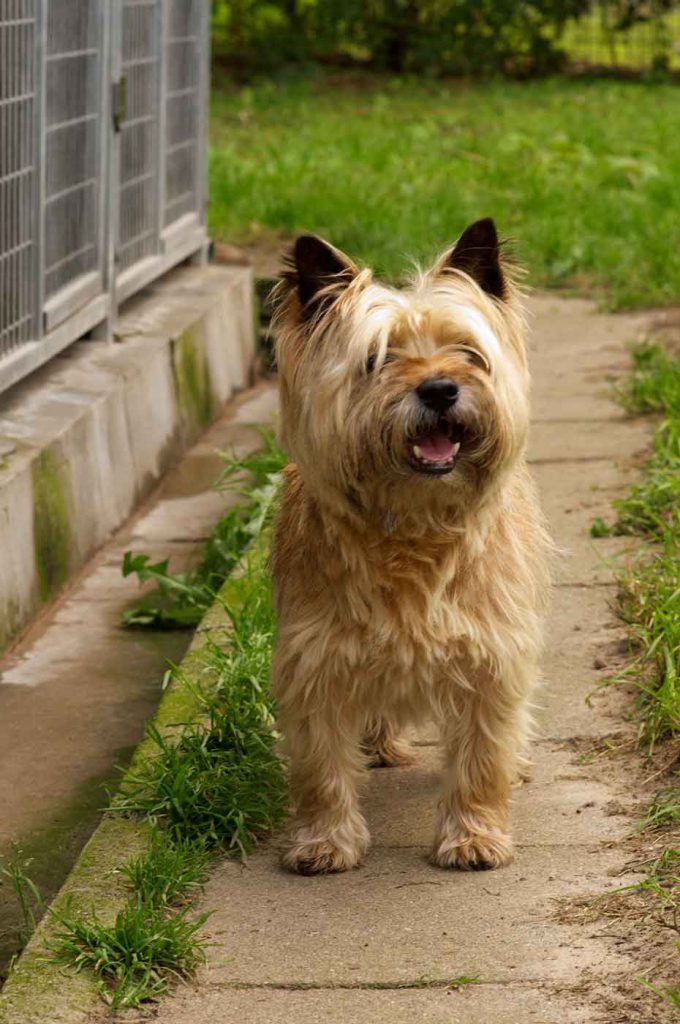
270,219,550,876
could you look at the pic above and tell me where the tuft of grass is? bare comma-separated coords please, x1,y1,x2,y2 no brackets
640,777,680,832
209,74,680,310
117,831,211,910
115,569,286,856
122,431,286,629
612,345,680,539
0,854,43,950
448,973,482,991
50,898,208,1009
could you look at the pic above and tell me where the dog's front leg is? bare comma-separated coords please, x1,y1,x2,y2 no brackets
431,676,525,871
280,707,369,876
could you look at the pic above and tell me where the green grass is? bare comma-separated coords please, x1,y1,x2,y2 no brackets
590,342,680,1012
50,444,287,1009
0,855,43,953
595,344,680,751
117,831,211,910
115,565,286,856
209,74,680,309
50,899,208,1009
641,777,680,832
122,432,285,629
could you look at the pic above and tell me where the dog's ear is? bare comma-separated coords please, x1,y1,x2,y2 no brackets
284,234,358,319
437,218,506,300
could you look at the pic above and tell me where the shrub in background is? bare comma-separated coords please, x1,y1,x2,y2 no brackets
211,0,593,76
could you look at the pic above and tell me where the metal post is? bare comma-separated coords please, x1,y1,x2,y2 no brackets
34,0,47,340
91,0,115,341
193,0,211,265
155,0,166,256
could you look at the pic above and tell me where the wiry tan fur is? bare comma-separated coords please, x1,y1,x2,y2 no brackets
271,228,551,876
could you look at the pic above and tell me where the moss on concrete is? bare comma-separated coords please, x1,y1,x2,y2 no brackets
0,817,150,1024
172,325,215,437
0,599,20,652
0,753,138,982
0,567,251,1023
31,449,71,604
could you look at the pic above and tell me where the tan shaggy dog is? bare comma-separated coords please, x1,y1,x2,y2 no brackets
271,219,551,876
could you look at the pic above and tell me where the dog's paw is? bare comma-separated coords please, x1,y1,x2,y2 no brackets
430,829,514,871
281,838,363,876
365,736,415,769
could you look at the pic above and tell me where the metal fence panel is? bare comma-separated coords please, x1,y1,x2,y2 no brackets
44,1,101,298
0,0,38,358
0,0,209,396
117,0,160,273
164,0,202,229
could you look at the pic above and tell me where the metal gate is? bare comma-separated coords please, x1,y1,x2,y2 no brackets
0,0,210,395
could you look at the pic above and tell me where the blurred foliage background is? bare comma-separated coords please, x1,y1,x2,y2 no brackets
211,0,680,77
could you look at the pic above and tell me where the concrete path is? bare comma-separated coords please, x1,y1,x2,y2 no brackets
0,384,276,978
136,293,679,1024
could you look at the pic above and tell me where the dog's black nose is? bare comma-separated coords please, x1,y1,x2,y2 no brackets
416,377,459,412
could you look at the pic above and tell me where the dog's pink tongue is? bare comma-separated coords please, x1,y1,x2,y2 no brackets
415,432,455,462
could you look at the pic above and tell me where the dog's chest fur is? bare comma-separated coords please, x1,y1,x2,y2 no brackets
273,464,545,703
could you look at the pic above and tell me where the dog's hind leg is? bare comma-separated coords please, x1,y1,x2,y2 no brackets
279,704,370,876
362,715,415,768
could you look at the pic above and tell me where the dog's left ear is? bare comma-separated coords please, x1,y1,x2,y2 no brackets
287,234,359,320
436,218,506,300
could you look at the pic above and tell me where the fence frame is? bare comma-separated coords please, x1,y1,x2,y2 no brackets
0,0,210,396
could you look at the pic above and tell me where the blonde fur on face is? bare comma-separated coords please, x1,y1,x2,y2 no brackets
271,220,551,875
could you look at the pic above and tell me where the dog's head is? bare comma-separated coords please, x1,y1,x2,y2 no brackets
273,219,530,521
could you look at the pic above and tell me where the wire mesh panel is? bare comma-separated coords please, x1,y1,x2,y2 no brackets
117,0,160,272
164,0,202,229
43,0,104,304
0,0,37,358
0,0,210,394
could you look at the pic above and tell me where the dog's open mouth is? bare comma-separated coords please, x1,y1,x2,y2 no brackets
407,419,465,476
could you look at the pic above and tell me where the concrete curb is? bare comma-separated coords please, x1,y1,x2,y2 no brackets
0,265,256,651
0,559,257,1023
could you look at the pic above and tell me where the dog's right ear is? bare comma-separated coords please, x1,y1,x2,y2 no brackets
283,235,358,320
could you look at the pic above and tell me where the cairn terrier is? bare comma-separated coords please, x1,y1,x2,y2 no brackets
271,219,550,876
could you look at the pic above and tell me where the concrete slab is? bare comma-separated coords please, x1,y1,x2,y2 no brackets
0,264,256,650
195,845,633,989
157,984,584,1024
361,746,631,848
528,416,650,463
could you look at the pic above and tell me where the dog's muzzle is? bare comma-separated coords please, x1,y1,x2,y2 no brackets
407,377,466,476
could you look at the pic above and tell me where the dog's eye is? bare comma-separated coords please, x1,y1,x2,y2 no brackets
366,353,377,373
456,346,491,374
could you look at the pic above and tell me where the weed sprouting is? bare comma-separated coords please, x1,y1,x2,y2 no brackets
117,831,211,910
0,854,43,947
50,898,208,1009
448,973,482,990
640,779,680,832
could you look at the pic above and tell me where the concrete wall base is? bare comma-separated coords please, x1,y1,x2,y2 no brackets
0,265,256,650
